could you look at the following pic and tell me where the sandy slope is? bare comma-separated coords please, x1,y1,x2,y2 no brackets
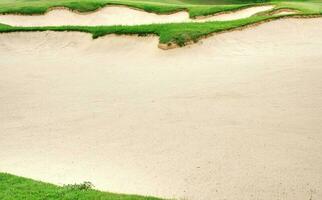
0,18,322,200
0,5,274,26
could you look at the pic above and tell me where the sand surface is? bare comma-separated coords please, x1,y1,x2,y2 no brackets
277,11,295,15
0,5,273,26
273,10,297,16
1,18,322,200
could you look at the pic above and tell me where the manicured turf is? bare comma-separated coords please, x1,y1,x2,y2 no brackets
0,0,253,18
0,173,165,200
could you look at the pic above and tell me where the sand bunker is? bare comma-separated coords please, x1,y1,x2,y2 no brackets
0,5,274,27
1,18,322,200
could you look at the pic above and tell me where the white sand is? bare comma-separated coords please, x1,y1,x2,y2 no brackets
0,5,273,27
274,10,297,15
195,5,274,21
1,18,322,200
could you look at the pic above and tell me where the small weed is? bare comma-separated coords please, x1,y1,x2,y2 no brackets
64,181,94,190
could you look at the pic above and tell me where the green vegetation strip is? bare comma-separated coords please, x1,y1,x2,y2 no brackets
0,0,321,18
0,0,252,18
0,172,165,200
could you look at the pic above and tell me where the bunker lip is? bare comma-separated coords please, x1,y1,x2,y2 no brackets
0,5,274,27
1,18,322,200
157,14,318,50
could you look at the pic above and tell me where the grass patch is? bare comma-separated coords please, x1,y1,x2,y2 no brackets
0,15,270,45
0,172,165,200
0,0,255,18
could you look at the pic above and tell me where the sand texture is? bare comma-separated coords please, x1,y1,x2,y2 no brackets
0,18,322,200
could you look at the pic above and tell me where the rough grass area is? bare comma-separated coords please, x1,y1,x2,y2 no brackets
0,173,164,200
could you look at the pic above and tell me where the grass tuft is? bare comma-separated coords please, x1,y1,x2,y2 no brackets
0,172,165,200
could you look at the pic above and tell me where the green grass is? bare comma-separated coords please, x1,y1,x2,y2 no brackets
0,172,165,200
273,1,322,14
0,1,321,48
0,15,273,46
0,0,320,17
0,0,257,18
